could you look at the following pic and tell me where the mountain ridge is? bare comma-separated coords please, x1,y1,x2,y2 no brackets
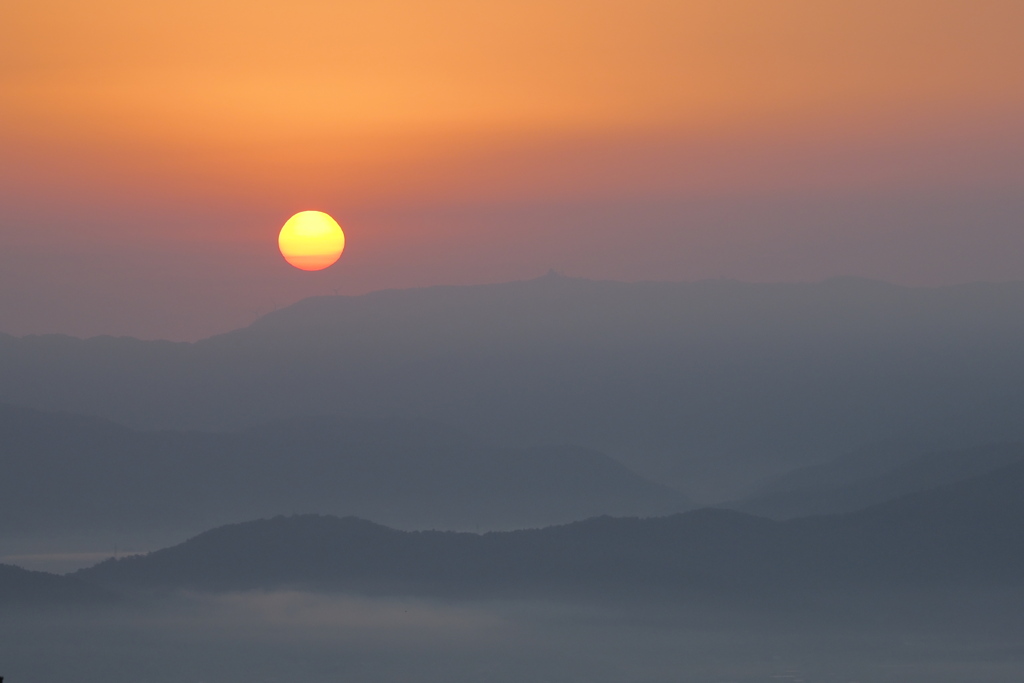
4,276,1024,497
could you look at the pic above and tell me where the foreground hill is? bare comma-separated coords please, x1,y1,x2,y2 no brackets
77,459,1024,598
0,404,686,539
3,276,1024,497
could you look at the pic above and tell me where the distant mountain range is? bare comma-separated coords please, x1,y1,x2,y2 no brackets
0,403,687,539
75,458,1024,599
3,276,1024,498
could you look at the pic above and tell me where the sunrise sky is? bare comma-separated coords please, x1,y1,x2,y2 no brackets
2,0,1023,339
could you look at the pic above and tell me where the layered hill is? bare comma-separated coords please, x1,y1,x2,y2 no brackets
731,442,1024,519
3,276,1024,497
0,403,687,538
77,459,1024,598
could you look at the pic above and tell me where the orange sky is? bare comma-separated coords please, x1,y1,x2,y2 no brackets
1,0,1023,338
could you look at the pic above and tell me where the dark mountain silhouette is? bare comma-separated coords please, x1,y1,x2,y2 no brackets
3,276,1024,498
731,442,1024,518
0,403,687,540
76,458,1024,598
0,563,111,606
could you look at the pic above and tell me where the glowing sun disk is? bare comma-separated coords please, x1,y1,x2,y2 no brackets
278,210,345,271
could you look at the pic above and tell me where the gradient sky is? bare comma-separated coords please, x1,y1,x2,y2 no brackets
2,0,1023,340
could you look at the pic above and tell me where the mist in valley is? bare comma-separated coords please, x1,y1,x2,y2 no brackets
6,589,1024,683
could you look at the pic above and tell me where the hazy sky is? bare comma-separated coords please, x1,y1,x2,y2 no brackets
2,0,1023,340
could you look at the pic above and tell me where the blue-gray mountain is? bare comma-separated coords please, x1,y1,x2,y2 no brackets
0,563,111,606
76,458,1024,598
0,403,686,538
729,442,1024,519
3,275,1024,497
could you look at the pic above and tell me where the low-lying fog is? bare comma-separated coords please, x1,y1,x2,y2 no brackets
4,590,1024,683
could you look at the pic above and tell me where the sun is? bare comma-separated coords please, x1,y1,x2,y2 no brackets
278,211,346,271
